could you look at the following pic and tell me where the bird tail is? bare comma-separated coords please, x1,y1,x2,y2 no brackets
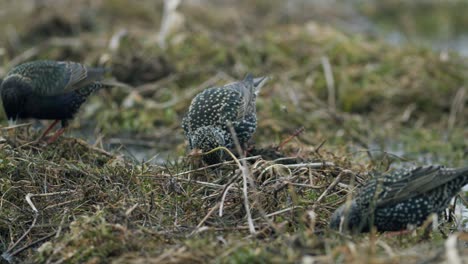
456,166,468,185
86,67,112,81
429,166,468,197
75,82,102,97
71,66,111,90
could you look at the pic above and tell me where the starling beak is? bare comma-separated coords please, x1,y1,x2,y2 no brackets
330,165,468,233
0,60,108,143
182,74,269,164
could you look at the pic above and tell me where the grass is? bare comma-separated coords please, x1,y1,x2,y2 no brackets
0,0,467,263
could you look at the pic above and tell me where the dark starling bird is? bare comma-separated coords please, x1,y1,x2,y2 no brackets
330,165,468,233
182,74,269,164
1,60,106,143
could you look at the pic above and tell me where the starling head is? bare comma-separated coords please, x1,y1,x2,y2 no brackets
188,126,226,164
0,76,31,122
329,200,366,232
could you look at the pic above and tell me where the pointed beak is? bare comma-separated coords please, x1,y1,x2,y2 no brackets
253,76,270,92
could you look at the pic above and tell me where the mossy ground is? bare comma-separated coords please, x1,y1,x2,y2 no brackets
0,1,467,263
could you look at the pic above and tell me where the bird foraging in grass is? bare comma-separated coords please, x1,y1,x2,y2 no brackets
330,165,468,233
182,74,269,164
1,60,108,144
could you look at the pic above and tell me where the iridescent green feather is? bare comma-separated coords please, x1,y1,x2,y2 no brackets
6,60,104,96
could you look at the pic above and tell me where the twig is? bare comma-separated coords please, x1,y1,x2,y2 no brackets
276,126,305,150
176,155,261,176
157,0,182,49
281,162,335,169
321,56,336,111
10,232,55,258
314,170,351,206
108,137,159,148
175,177,227,189
448,87,466,135
108,28,128,51
314,139,327,154
201,145,257,234
400,103,416,123
74,138,113,157
227,124,256,234
43,198,82,211
377,240,395,258
135,74,178,95
284,182,328,189
257,163,292,183
143,174,233,190
1,123,33,130
2,212,38,262
253,206,303,220
55,209,69,239
26,190,76,213
219,183,235,217
190,203,220,236
445,233,461,264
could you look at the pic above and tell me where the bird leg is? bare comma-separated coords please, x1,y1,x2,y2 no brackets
46,127,66,144
37,120,60,141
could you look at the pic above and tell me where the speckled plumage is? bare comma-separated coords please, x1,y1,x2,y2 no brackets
182,74,269,164
1,60,106,141
330,165,468,233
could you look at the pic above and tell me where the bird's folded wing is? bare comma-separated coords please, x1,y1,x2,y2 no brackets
376,166,464,207
61,61,106,92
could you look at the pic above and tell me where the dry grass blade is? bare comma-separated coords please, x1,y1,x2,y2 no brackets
26,191,76,213
227,123,256,234
321,56,336,112
445,233,461,264
448,87,466,134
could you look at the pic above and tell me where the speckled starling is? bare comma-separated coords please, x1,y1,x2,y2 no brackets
330,165,468,233
1,60,106,143
182,74,269,164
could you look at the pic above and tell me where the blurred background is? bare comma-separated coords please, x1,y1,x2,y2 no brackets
0,0,466,166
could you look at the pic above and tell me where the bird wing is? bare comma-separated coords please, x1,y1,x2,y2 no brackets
60,61,108,93
61,61,89,90
8,60,105,96
375,166,465,207
223,74,256,121
354,166,441,210
349,166,468,227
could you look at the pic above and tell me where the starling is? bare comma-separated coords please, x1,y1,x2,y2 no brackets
182,74,269,164
1,60,106,143
330,165,468,233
